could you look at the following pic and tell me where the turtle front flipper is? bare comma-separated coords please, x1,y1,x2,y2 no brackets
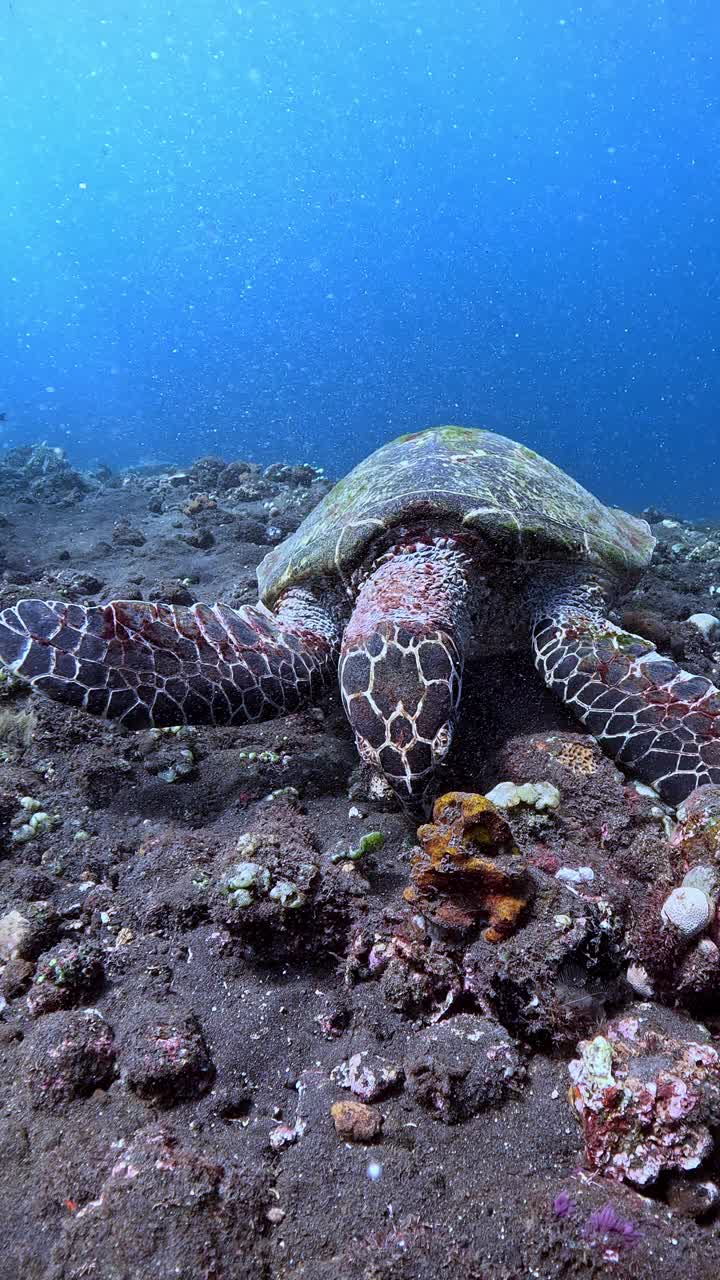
339,539,470,807
532,582,720,805
0,590,340,729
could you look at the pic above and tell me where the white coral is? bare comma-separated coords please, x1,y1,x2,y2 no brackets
661,885,713,938
485,780,560,811
687,612,720,640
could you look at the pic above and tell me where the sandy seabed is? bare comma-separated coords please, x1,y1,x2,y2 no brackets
2,444,720,1279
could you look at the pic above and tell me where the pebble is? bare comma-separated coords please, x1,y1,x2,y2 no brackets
555,866,594,885
666,1175,720,1220
331,1051,403,1102
330,1099,383,1142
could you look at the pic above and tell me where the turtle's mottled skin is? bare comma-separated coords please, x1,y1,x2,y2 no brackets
2,425,720,810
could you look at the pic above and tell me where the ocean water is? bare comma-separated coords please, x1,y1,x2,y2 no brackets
0,1,718,516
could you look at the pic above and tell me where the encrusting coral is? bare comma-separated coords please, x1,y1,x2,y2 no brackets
569,1006,720,1188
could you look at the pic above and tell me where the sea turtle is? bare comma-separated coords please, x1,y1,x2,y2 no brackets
1,425,719,809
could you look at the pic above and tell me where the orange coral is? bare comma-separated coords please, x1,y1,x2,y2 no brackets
531,734,600,777
404,791,531,942
551,740,598,776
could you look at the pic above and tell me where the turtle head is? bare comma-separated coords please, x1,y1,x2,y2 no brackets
339,620,463,811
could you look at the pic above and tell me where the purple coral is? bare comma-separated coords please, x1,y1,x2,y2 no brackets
586,1202,641,1250
552,1190,576,1219
554,1193,642,1261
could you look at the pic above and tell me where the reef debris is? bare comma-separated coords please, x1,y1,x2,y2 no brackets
629,784,720,1005
404,1013,524,1123
569,1005,720,1188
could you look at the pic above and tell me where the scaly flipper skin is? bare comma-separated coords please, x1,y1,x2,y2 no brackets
0,590,340,730
533,583,720,805
339,539,470,805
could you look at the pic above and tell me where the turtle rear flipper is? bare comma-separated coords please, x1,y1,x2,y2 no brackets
0,593,339,729
533,584,720,805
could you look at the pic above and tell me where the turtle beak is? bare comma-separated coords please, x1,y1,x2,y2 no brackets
350,718,456,819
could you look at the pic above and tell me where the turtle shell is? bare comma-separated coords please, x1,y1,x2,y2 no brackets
257,426,655,607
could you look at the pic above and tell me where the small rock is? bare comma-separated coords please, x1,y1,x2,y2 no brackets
315,1006,351,1040
625,963,655,999
123,1009,215,1106
666,1174,720,1220
673,937,720,1009
184,527,215,550
0,910,32,961
23,1010,116,1109
485,779,560,811
72,572,105,594
331,1099,383,1143
555,866,595,885
682,864,720,902
26,941,104,1017
0,957,35,1000
405,1013,524,1124
673,786,720,863
234,517,272,544
687,613,720,640
269,1120,305,1151
112,519,146,547
0,902,59,961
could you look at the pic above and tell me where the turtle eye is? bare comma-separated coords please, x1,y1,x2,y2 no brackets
432,721,454,760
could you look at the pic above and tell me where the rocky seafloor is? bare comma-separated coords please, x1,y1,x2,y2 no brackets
2,443,720,1278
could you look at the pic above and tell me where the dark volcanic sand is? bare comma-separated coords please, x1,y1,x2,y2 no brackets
2,446,720,1279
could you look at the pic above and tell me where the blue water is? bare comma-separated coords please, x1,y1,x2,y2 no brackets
1,1,718,515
